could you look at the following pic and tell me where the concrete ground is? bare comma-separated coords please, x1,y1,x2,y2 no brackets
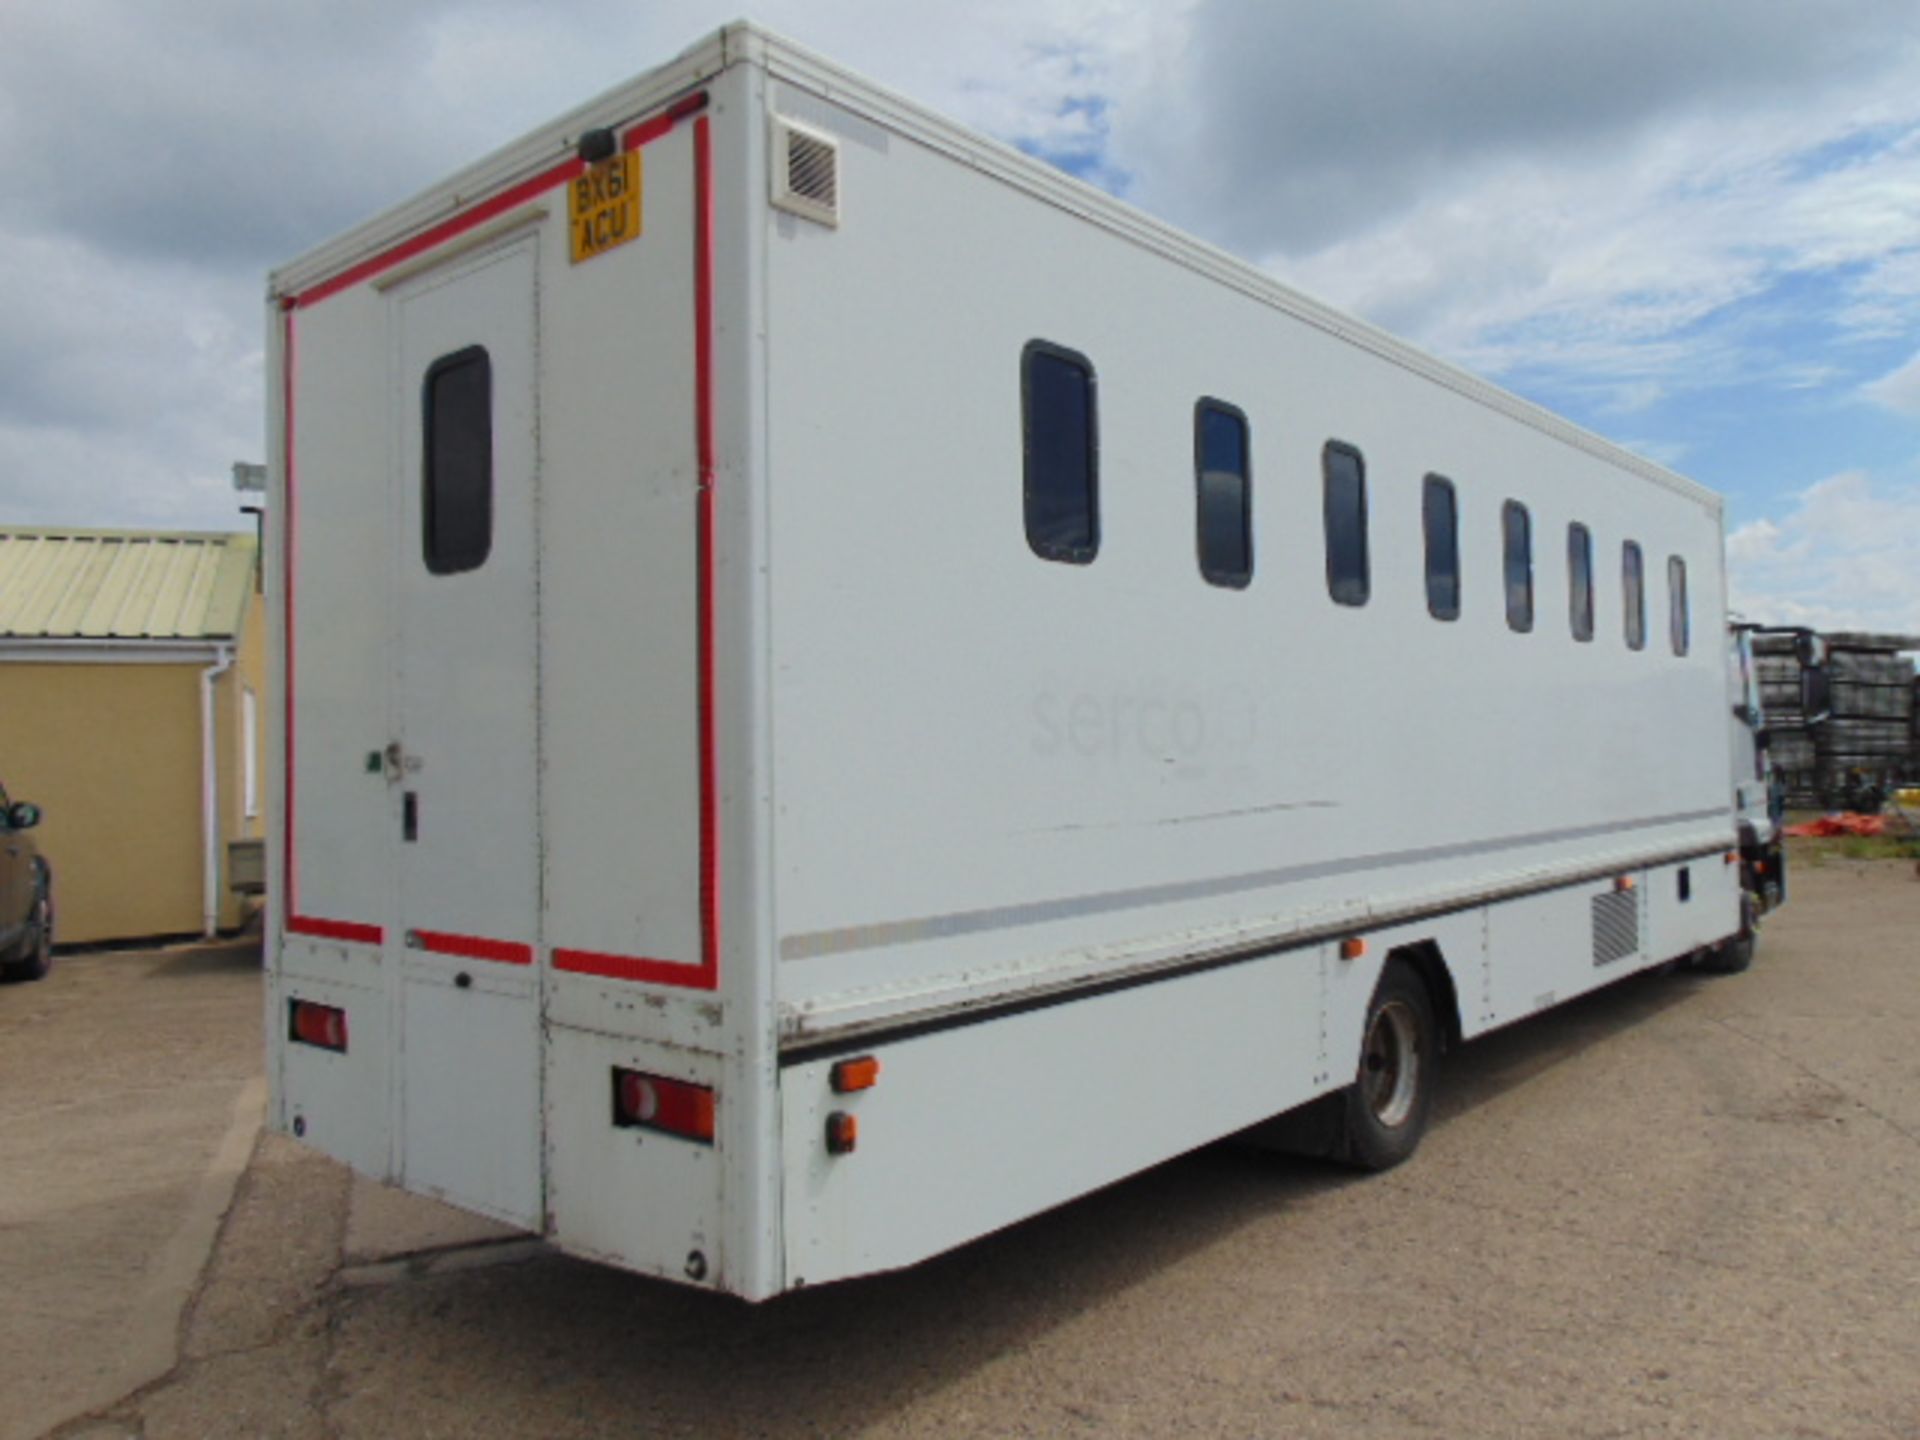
7,856,1920,1439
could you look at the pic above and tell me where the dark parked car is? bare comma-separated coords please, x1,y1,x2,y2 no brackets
0,780,53,981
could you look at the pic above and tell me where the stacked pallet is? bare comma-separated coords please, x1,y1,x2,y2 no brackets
1755,631,1920,809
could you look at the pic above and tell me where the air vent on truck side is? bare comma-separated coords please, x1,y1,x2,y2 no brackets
1590,888,1640,967
771,116,840,227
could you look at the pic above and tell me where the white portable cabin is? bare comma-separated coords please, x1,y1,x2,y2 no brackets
267,23,1756,1301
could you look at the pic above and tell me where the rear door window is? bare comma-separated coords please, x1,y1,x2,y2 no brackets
422,346,494,576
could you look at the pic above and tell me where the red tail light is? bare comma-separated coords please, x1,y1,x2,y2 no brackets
612,1068,715,1144
289,1000,348,1052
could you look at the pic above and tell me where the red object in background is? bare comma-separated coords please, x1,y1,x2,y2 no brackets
1784,813,1888,838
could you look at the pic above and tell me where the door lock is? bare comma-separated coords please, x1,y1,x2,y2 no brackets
383,742,425,783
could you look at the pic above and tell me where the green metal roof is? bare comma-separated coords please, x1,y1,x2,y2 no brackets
0,526,258,641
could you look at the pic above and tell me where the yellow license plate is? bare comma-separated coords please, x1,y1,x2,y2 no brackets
569,151,641,264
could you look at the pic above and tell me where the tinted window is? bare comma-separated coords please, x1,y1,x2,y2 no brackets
1194,401,1251,587
1568,522,1594,642
1668,555,1690,655
1623,541,1646,650
1022,342,1099,563
1502,500,1533,632
1323,442,1369,606
1423,474,1460,621
422,346,493,575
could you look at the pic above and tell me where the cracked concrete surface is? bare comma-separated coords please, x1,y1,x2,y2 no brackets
9,856,1920,1438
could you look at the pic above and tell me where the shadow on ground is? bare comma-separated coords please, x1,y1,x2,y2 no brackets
146,937,264,980
324,963,1714,1436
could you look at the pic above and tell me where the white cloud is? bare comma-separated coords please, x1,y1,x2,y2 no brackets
1727,472,1920,633
1863,350,1920,415
0,0,1143,528
1109,1,1920,403
3,0,1920,621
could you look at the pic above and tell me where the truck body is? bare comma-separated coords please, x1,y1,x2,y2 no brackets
267,23,1761,1301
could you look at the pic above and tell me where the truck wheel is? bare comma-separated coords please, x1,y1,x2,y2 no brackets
1696,895,1757,975
2,885,53,983
1336,960,1438,1171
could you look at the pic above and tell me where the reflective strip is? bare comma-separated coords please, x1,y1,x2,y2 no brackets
288,915,383,946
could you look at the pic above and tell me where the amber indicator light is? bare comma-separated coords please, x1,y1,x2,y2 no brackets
825,1111,858,1155
830,1055,880,1093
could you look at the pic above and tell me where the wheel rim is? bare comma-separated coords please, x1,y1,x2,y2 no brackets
1363,998,1421,1129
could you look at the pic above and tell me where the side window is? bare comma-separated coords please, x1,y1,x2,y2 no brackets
1423,474,1460,621
1502,500,1533,632
1623,541,1646,650
1567,522,1594,642
422,346,494,576
1022,341,1099,564
1322,441,1369,606
1194,400,1252,588
1668,555,1690,656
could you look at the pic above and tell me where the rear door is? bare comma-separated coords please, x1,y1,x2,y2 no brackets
387,237,543,1227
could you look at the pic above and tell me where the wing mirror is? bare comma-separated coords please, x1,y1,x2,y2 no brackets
8,801,41,830
1794,635,1832,725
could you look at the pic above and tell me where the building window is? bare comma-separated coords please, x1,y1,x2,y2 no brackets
1022,341,1099,564
1668,555,1690,656
1194,400,1252,588
1502,500,1533,633
1623,541,1646,650
1423,475,1460,621
242,687,259,820
1323,441,1369,606
422,346,494,576
1568,522,1594,642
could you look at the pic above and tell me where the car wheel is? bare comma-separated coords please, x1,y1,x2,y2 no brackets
3,884,52,983
1335,959,1438,1171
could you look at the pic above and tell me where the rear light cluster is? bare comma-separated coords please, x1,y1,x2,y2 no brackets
288,1000,348,1053
612,1068,716,1145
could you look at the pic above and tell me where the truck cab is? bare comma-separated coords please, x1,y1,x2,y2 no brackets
1729,625,1830,925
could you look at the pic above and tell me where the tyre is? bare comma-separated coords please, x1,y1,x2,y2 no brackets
1335,959,1439,1171
1695,894,1757,975
1,880,53,983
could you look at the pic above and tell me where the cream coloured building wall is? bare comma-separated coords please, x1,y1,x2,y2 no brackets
0,660,205,943
214,588,268,928
0,528,268,944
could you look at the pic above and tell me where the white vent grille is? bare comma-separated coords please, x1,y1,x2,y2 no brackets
771,117,840,227
1591,888,1641,967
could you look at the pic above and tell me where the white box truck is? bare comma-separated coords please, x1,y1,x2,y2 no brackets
266,22,1783,1301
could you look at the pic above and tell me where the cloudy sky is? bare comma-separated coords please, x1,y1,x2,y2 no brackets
4,0,1919,631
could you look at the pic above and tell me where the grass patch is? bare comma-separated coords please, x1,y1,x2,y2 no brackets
1788,834,1920,867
